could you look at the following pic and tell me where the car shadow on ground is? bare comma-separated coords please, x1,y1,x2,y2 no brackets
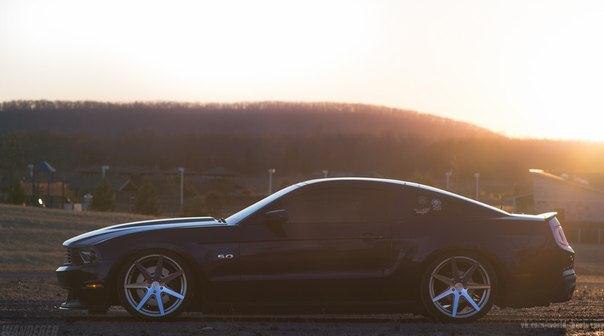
1,306,575,336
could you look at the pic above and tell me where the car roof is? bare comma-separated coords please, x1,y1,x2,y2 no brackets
298,177,408,187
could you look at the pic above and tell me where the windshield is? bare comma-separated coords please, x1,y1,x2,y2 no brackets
226,183,300,224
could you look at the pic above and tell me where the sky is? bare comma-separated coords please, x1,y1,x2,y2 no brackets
1,0,603,141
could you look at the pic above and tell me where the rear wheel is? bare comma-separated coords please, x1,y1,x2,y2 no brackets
420,253,496,322
117,251,193,319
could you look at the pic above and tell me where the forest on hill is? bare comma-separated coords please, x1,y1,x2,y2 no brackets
0,100,494,138
1,101,604,187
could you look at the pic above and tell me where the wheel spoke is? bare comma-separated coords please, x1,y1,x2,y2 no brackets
155,291,165,315
155,256,164,279
461,290,481,311
450,257,460,278
451,291,460,317
161,285,185,300
161,270,183,284
136,288,154,310
125,283,148,289
467,282,491,290
135,262,152,282
433,273,453,286
462,261,478,281
432,288,453,302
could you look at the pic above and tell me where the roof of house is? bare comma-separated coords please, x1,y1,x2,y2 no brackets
529,169,604,195
35,161,56,174
67,175,132,193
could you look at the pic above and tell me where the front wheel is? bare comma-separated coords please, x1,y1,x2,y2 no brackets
420,253,496,322
117,251,193,319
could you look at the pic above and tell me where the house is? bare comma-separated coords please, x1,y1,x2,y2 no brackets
67,173,136,212
529,169,604,244
530,169,604,223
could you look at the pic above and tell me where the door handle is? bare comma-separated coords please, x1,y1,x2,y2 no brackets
361,232,383,239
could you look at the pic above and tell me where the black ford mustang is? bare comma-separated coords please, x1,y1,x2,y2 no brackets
56,178,576,322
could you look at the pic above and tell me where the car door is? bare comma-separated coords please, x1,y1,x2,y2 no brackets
236,183,397,302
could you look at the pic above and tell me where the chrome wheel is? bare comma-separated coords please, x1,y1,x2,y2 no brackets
429,256,491,319
123,254,187,318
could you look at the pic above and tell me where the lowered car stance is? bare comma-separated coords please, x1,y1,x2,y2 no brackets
56,178,576,322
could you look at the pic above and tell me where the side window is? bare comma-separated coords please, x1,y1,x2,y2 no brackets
357,189,398,221
276,186,397,223
279,189,361,223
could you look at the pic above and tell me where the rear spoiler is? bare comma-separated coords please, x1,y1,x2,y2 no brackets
537,212,558,221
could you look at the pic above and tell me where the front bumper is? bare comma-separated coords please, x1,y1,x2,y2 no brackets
56,260,115,310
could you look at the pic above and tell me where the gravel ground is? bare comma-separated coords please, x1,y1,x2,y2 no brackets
1,272,603,336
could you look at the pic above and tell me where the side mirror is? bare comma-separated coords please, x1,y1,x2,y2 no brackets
263,209,289,225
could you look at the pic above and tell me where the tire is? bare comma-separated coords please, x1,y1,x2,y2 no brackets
117,250,194,320
420,252,496,323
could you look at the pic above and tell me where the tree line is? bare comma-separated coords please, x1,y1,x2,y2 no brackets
1,101,604,210
2,130,603,181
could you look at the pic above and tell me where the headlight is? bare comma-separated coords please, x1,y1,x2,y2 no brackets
79,249,98,264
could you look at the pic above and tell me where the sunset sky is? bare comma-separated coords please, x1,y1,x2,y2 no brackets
1,0,603,141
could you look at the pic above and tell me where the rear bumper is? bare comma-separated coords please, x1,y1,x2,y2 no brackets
502,267,576,308
552,268,576,303
56,261,114,310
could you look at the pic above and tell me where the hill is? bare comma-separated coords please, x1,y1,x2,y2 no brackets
0,101,497,139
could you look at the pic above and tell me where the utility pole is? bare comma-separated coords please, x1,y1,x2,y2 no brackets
101,165,110,179
445,171,452,190
28,164,34,205
474,172,480,199
268,168,276,195
178,167,185,214
322,170,329,178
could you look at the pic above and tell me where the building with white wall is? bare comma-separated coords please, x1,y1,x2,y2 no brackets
530,169,604,223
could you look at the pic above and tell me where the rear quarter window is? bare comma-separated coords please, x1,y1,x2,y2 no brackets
410,190,499,218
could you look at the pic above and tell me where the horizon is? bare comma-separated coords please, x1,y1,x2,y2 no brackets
2,0,603,141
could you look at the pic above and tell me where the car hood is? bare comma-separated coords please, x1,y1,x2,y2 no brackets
63,217,226,247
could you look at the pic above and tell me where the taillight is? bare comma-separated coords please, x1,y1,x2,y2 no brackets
549,218,574,253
